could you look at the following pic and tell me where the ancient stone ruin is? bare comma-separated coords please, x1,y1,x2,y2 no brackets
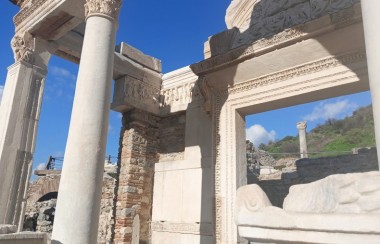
1,0,380,243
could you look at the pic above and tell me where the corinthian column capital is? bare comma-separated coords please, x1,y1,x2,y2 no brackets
84,0,122,20
11,35,34,64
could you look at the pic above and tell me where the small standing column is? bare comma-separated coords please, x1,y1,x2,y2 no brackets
0,35,50,228
297,122,308,158
361,0,380,169
51,0,122,243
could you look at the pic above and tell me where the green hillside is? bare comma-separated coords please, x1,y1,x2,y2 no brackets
259,105,376,158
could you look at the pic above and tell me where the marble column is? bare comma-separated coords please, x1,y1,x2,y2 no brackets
361,0,380,168
51,1,122,243
0,35,50,228
297,122,308,158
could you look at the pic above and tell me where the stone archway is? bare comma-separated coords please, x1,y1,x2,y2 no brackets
27,175,60,204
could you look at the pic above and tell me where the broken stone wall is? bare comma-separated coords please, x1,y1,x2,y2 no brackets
98,175,117,244
24,174,116,243
249,148,379,207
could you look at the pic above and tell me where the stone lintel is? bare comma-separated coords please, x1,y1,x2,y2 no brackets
116,42,162,73
111,45,162,115
192,3,362,76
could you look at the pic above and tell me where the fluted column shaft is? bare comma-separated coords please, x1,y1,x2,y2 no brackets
52,1,122,243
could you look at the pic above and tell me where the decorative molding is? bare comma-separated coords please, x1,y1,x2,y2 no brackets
84,0,122,20
151,221,213,236
11,35,34,63
195,2,362,75
14,0,46,27
228,50,366,95
212,90,228,244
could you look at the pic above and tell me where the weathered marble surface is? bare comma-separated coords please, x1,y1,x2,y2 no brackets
284,171,380,214
236,172,380,243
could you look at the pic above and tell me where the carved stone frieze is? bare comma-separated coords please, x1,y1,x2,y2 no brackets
13,0,46,26
124,76,160,105
211,0,361,59
196,2,361,76
11,35,34,63
112,75,161,115
226,0,360,32
160,81,203,109
84,0,122,20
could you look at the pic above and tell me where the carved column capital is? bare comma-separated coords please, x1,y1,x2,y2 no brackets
297,121,307,130
11,35,34,64
84,0,122,20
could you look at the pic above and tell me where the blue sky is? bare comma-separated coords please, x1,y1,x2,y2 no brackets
0,1,373,175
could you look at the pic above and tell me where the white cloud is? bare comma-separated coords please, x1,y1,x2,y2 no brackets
50,66,76,81
303,100,358,122
36,163,46,170
246,124,276,147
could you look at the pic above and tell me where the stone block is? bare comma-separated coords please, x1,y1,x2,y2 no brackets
0,226,16,235
116,42,162,72
0,232,47,244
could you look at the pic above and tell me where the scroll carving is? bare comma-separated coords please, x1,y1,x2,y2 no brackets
11,35,34,63
84,0,122,20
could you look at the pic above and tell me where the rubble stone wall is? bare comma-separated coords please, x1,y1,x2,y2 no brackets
24,174,116,243
249,148,379,207
98,175,117,243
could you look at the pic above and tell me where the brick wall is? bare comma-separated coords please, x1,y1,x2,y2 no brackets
114,109,160,244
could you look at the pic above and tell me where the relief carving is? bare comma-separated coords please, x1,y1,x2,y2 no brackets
160,81,202,109
11,35,34,63
226,0,360,49
123,76,160,107
13,0,47,27
84,0,122,20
